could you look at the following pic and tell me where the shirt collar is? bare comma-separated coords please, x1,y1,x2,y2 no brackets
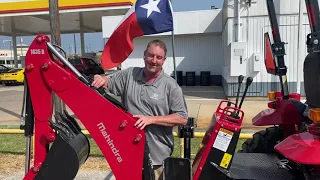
137,68,164,87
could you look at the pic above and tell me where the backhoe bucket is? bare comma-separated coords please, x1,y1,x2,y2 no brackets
34,113,90,180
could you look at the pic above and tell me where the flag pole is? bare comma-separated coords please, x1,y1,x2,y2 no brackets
169,0,182,158
172,30,177,80
170,0,177,81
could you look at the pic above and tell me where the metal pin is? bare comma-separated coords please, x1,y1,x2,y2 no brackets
42,63,49,69
119,120,127,128
134,134,142,142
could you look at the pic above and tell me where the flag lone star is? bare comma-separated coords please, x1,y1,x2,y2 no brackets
140,0,161,18
101,0,173,69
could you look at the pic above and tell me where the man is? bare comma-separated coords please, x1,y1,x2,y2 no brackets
92,39,188,179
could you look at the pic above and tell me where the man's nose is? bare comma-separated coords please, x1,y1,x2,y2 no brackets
150,56,157,62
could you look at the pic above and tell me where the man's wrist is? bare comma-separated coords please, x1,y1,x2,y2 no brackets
149,116,156,124
104,76,108,88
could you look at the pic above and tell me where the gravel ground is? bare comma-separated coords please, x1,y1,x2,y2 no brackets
0,170,115,180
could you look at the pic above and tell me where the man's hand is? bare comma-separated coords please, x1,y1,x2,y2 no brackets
133,115,154,130
91,74,107,88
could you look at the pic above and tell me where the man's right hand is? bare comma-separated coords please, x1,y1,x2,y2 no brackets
91,74,108,88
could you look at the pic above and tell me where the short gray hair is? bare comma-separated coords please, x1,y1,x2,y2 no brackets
146,39,167,56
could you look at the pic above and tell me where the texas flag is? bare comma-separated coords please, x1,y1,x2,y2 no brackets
101,0,174,70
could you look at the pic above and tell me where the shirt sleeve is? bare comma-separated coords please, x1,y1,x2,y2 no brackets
169,87,188,119
106,68,130,96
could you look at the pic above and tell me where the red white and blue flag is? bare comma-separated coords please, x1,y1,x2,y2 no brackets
101,0,174,69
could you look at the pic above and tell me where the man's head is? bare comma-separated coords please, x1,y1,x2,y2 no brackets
143,40,167,75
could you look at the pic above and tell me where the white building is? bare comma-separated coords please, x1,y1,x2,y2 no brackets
102,0,310,97
0,43,29,68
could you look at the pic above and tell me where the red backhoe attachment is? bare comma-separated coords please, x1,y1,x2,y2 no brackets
23,35,146,180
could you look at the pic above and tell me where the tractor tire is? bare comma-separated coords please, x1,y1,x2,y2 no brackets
239,126,284,153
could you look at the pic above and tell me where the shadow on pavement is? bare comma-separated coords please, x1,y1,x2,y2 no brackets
0,107,20,118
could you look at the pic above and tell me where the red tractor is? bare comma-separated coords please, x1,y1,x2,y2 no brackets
236,0,320,179
19,0,320,179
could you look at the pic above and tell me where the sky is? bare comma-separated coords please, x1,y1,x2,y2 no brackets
0,0,223,55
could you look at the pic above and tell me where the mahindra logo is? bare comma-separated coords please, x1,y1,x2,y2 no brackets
97,122,122,162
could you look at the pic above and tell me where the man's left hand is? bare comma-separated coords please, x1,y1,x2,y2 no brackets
133,115,153,130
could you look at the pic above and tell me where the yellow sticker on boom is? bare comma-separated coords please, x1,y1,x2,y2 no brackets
220,153,232,169
220,128,234,136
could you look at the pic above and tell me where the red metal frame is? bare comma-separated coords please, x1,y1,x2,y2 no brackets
192,100,244,180
252,90,303,138
272,0,320,173
275,131,320,165
252,98,301,127
23,35,145,180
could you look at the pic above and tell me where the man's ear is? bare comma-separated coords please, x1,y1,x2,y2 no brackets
143,50,146,59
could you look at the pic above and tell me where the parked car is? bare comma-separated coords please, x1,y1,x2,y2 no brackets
0,65,12,84
0,65,11,74
68,56,105,77
0,68,24,85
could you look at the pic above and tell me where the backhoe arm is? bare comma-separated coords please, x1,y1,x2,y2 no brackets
23,34,145,180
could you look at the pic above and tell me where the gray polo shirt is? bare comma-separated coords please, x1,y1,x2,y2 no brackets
107,67,188,165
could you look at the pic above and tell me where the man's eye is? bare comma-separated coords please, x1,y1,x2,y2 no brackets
156,56,163,60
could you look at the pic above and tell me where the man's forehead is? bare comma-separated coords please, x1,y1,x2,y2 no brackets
146,44,165,54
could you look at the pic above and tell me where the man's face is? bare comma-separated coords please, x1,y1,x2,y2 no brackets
144,44,166,74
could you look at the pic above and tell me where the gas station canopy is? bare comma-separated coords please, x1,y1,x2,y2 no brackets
0,0,133,36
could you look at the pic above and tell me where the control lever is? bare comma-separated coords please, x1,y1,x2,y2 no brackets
238,77,253,110
235,75,244,108
226,75,243,118
230,77,253,119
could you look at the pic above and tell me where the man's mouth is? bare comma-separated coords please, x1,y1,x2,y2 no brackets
148,64,157,68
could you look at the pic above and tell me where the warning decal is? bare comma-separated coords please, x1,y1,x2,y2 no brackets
220,153,232,169
212,128,234,152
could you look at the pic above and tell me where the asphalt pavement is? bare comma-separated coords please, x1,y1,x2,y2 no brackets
0,84,274,133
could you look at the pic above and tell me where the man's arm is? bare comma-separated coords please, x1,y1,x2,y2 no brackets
134,86,188,130
134,114,187,130
152,114,187,126
92,68,130,96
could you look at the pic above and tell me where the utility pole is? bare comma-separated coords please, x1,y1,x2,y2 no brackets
49,0,64,114
73,33,76,54
10,41,12,66
20,38,23,58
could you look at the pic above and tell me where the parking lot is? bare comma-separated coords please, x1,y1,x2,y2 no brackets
0,82,273,133
0,84,24,126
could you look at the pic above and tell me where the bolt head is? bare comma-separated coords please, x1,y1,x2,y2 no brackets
32,166,39,172
314,39,319,45
37,37,43,42
119,120,128,128
134,134,142,142
25,64,34,71
42,63,49,69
